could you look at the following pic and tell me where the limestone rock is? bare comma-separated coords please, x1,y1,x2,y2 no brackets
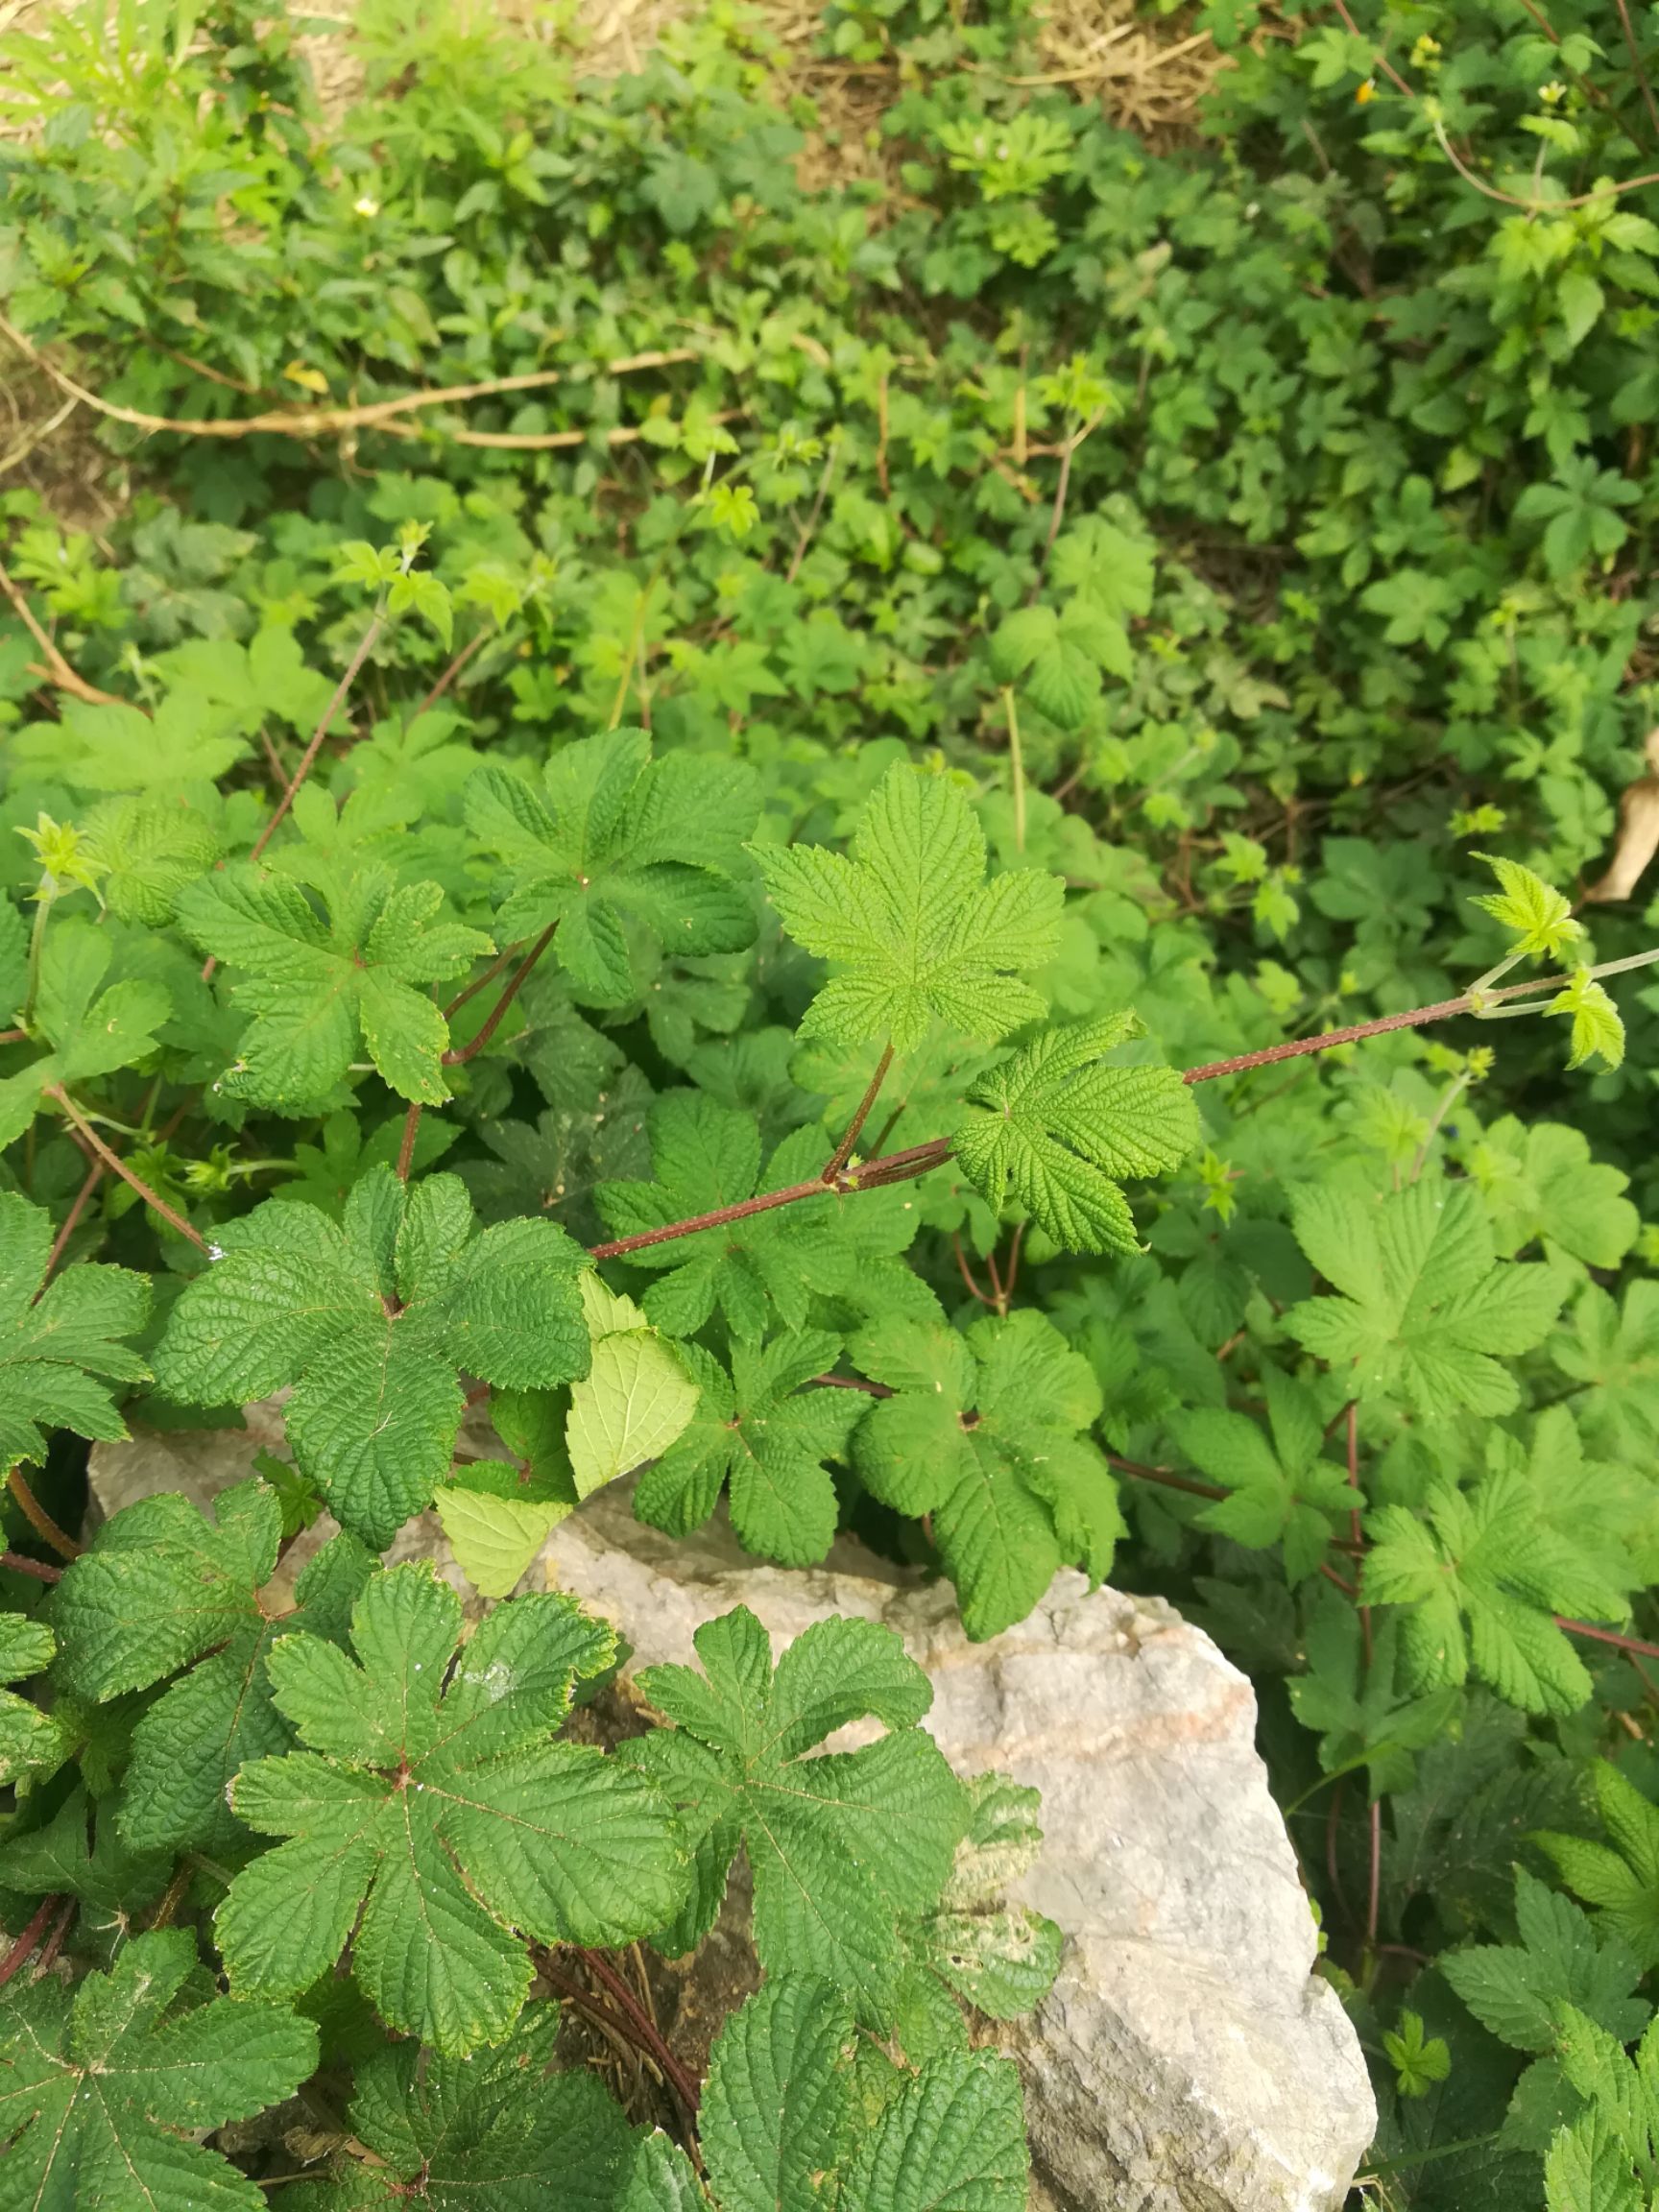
89,1421,1375,2212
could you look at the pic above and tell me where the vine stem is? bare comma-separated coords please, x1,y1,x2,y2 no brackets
249,609,387,866
0,1896,61,1991
7,1467,82,1560
579,1949,702,2118
396,1102,422,1184
823,1043,893,1184
587,1137,951,1261
36,1160,104,1291
2,1550,61,1583
1555,1617,1659,1662
415,628,490,716
45,1089,207,1252
0,556,124,707
442,922,559,1067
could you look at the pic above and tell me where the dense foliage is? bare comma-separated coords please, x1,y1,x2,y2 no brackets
3,0,1659,2200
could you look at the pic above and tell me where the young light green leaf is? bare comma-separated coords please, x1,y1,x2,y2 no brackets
565,1270,700,1499
752,762,1063,1050
954,1013,1199,1256
989,598,1132,731
216,1564,685,2055
624,1607,967,2023
151,1168,590,1547
0,1929,317,2212
1547,969,1625,1072
1471,853,1585,964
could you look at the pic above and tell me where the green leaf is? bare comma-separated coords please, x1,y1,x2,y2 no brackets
0,920,171,1151
465,732,758,1009
177,863,492,1109
1470,854,1585,964
1287,1594,1458,1799
1537,1764,1659,1972
0,1609,59,1789
624,1607,966,2023
1555,1283,1659,1461
1174,1368,1353,1584
1286,1176,1568,1416
753,763,1063,1050
565,1271,701,1499
851,1311,1118,1639
598,1100,918,1345
637,1334,862,1565
701,1977,853,2212
841,2047,1029,2212
216,1564,685,2055
151,1168,590,1547
0,1929,316,2212
906,1772,1063,2024
433,1484,567,1601
954,1013,1199,1256
1547,969,1625,1072
0,1187,151,1466
82,795,226,926
1473,1117,1640,1269
1440,1869,1648,2055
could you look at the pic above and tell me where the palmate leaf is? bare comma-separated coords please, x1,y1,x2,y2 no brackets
295,2004,687,2209
850,1311,1120,1641
1362,1463,1632,1717
752,763,1063,1051
0,1928,316,2212
151,1166,590,1547
0,1786,170,1947
699,1976,1028,2212
1440,1868,1649,2056
465,729,759,1008
1286,1176,1568,1416
623,1607,968,2024
177,862,492,1109
1555,1282,1659,1461
0,1187,152,1466
52,1479,375,1854
954,1013,1199,1256
596,1096,921,1344
215,1564,685,2056
0,1611,60,1789
989,596,1133,731
1471,853,1586,964
0,918,172,1151
634,1333,864,1566
1542,2008,1659,2212
456,1067,654,1243
1286,1595,1458,1801
1537,1764,1659,1973
902,1773,1063,2034
1173,1367,1354,1584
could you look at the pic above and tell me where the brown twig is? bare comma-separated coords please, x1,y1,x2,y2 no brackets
0,1896,60,1990
396,1102,422,1184
580,1949,702,2117
444,943,518,1020
248,611,387,865
7,1466,82,1560
36,1161,105,1292
823,1043,893,1184
442,922,558,1066
415,628,491,716
1555,1617,1659,1661
951,1232,999,1310
1,1551,61,1583
46,1089,207,1252
0,556,125,707
0,316,696,443
1615,0,1659,143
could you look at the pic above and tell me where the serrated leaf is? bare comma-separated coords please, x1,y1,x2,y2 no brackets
625,1608,965,2023
0,1929,316,2212
701,1977,853,2212
1441,1868,1648,2055
907,1772,1062,2023
0,1609,59,1789
851,1311,1118,1639
217,1564,684,2055
565,1279,700,1500
0,1187,151,1467
753,763,1062,1050
466,732,759,1008
954,1013,1198,1255
841,2047,1029,2212
1174,1367,1353,1584
1537,1764,1659,1972
177,864,491,1109
1471,853,1585,963
1286,1176,1568,1416
151,1167,590,1547
0,921,171,1151
433,1484,566,1600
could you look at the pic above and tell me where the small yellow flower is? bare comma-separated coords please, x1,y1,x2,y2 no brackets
1356,77,1378,104
353,193,380,218
1540,80,1567,106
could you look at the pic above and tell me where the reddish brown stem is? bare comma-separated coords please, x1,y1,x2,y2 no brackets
46,1090,206,1252
444,943,518,1020
1320,1560,1358,1599
442,923,558,1066
580,1949,701,2115
588,1139,951,1262
36,1161,104,1293
951,1232,998,1310
824,1043,893,1184
36,1898,74,1976
396,1102,422,1184
7,1467,81,1560
1366,1799,1382,1954
1,1550,61,1583
1555,1617,1659,1661
0,1896,60,1990
249,611,386,866
809,1373,892,1397
0,1027,27,1046
1108,1452,1226,1503
415,628,490,716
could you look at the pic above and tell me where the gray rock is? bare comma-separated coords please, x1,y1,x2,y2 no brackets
89,1420,1375,2212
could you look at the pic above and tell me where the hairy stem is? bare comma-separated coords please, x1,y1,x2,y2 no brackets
0,1895,61,1991
7,1466,82,1560
1002,686,1026,854
36,1161,105,1293
396,1102,422,1183
441,921,558,1066
249,607,386,866
580,1949,702,2118
1,1550,61,1583
588,1136,952,1261
1555,1616,1659,1662
46,1089,207,1252
415,627,490,716
823,1042,893,1184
